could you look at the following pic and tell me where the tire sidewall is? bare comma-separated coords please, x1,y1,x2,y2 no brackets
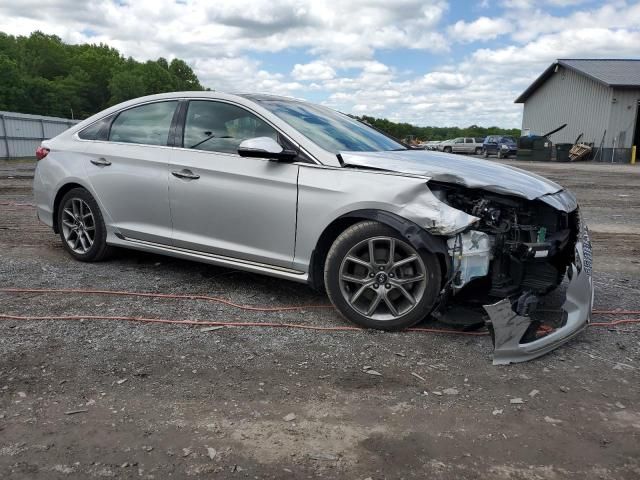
58,188,110,262
324,221,441,331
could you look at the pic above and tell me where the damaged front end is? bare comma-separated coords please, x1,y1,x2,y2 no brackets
430,182,593,365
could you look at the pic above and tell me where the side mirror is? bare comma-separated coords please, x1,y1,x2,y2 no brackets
237,137,298,162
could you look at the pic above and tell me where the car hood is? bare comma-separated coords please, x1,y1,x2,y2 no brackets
339,149,566,202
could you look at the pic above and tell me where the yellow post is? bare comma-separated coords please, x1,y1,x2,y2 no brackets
632,145,637,165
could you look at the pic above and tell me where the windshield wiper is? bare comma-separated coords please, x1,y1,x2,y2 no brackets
189,135,232,149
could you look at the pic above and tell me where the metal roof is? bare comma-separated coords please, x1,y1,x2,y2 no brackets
515,59,640,103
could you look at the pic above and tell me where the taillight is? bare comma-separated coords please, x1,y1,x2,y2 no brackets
36,146,49,160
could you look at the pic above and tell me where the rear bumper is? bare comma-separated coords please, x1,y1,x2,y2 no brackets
485,224,593,365
33,161,54,228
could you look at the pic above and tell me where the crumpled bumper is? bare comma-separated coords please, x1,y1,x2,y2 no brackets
484,224,594,365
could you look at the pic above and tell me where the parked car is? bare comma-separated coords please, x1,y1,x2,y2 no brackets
437,137,484,155
483,135,518,158
33,92,592,364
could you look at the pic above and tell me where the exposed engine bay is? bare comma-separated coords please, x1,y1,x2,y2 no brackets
430,181,579,301
427,181,593,365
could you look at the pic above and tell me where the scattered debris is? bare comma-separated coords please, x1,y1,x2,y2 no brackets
559,386,569,393
615,402,626,409
510,398,525,404
142,446,153,452
364,369,382,376
309,452,338,461
443,388,459,395
529,389,540,398
432,391,443,396
492,409,503,415
544,416,563,425
283,413,296,422
200,326,225,332
17,392,26,398
116,379,128,385
182,447,192,457
207,447,217,460
395,352,406,357
411,372,426,381
64,409,88,415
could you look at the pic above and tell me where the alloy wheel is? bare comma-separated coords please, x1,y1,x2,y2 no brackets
338,236,427,321
61,197,96,254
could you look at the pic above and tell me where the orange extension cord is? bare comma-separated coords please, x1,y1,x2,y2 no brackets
2,200,638,332
0,287,639,334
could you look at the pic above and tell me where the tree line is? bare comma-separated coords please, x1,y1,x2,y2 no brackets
0,31,204,119
358,115,521,142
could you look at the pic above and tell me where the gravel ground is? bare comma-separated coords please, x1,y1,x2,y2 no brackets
1,158,639,479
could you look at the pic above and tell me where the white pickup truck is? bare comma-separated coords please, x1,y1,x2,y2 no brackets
437,137,484,155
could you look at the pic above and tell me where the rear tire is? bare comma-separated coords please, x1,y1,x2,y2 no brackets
324,221,441,331
475,147,482,155
58,187,113,262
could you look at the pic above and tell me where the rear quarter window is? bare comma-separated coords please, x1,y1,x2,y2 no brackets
78,115,113,141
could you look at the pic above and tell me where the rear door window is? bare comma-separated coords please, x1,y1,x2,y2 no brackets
182,100,278,155
109,101,178,146
465,138,473,143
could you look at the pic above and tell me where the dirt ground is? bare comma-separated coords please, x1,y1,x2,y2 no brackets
1,158,639,479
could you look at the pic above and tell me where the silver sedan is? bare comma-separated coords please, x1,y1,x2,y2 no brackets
33,92,593,364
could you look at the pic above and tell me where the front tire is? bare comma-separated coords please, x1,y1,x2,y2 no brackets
443,146,452,154
58,187,113,262
324,221,441,330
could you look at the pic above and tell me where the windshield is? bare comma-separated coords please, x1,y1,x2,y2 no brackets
255,99,406,153
502,136,516,143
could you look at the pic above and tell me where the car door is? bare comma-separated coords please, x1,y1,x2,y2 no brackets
451,137,464,153
464,137,474,153
485,136,497,154
82,100,177,244
168,99,299,268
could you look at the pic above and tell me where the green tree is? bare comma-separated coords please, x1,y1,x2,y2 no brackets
169,58,202,90
0,31,206,119
109,69,147,105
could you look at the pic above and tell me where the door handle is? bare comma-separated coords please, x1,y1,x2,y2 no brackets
90,157,111,166
172,169,200,180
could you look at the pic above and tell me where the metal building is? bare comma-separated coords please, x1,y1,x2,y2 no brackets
0,111,78,159
515,59,640,162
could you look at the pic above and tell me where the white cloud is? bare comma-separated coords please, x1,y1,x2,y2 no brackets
422,72,472,90
292,61,336,80
449,17,512,42
473,28,640,66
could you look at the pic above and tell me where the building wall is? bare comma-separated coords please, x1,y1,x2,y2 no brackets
521,66,613,146
0,111,79,159
607,88,640,149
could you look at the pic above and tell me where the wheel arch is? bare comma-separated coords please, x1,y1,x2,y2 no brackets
52,182,86,233
307,209,450,291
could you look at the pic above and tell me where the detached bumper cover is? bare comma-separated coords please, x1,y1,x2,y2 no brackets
484,224,594,365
